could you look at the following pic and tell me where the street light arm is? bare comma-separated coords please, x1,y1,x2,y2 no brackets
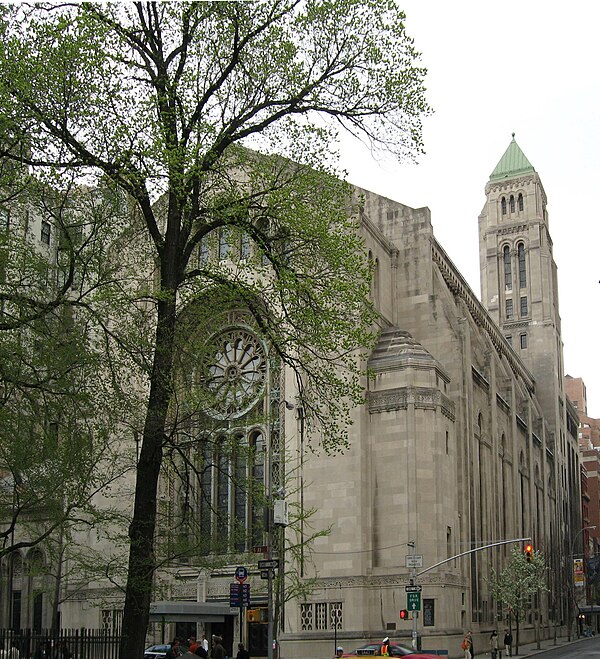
417,537,532,577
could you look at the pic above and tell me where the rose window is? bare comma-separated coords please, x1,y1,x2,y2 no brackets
203,326,267,419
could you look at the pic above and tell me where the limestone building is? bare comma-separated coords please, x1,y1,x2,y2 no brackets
277,137,580,656
0,138,582,656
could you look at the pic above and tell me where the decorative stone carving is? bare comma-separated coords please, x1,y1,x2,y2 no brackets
368,386,455,420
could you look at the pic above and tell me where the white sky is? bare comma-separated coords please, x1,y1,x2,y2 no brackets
339,0,600,417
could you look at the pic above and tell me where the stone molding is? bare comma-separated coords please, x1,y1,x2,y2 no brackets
368,386,455,420
307,572,466,590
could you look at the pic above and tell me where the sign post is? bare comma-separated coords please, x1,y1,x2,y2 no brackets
406,544,420,650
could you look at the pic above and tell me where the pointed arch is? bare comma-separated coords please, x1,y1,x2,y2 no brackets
518,242,526,288
501,197,507,215
518,192,524,211
509,195,515,213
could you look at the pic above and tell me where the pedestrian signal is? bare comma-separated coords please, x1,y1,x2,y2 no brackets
399,609,409,620
525,544,533,562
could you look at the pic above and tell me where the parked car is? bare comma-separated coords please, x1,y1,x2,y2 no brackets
144,645,172,659
342,642,439,658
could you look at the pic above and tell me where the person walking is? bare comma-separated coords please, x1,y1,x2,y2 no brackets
490,631,499,659
201,635,209,655
167,639,182,659
211,636,225,659
503,630,513,657
461,632,472,659
235,643,250,659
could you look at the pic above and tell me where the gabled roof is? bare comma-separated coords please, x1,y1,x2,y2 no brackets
489,134,535,181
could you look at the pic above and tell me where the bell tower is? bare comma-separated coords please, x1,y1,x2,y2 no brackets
478,134,564,428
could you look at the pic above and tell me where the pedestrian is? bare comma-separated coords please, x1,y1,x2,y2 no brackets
236,644,250,659
167,639,182,659
380,638,389,657
188,637,199,654
461,631,472,659
201,635,209,654
503,629,512,657
335,648,344,659
194,645,208,659
490,631,498,659
211,636,225,659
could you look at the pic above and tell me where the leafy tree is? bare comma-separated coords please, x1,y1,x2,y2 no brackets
487,546,548,654
0,2,430,656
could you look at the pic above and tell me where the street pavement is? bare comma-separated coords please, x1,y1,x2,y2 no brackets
509,633,596,657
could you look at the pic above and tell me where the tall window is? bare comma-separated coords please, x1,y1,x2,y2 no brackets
198,240,209,266
520,296,528,317
240,232,251,259
509,195,515,213
218,227,231,260
506,299,513,320
520,333,528,349
501,197,507,215
518,243,526,288
503,246,512,289
41,221,51,245
518,193,524,211
197,430,265,554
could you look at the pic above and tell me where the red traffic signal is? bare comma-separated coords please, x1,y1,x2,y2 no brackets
399,609,409,620
525,544,533,562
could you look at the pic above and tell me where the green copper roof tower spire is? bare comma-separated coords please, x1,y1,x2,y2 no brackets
489,133,535,181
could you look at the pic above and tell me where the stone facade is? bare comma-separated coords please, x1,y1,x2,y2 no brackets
0,139,582,658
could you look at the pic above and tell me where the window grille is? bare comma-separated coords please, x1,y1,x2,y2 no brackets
301,603,313,631
315,602,327,630
330,602,343,630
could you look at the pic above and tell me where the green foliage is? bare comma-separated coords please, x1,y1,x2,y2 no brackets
0,0,430,649
487,545,548,619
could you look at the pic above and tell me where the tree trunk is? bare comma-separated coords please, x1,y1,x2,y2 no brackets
120,282,178,659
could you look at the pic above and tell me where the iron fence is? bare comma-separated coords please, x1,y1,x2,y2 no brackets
0,629,122,659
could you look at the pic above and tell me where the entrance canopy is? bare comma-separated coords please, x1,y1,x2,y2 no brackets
149,601,236,623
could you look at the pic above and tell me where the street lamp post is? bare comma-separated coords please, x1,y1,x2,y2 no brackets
569,525,596,640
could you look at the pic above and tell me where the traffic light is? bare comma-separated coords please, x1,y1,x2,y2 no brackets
525,544,533,563
399,609,409,620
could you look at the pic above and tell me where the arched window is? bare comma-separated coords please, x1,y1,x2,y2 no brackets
518,193,524,211
501,197,507,215
518,242,526,288
509,195,515,213
503,245,512,289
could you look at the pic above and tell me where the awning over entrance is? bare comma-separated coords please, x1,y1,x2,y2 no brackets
579,605,600,615
149,601,236,623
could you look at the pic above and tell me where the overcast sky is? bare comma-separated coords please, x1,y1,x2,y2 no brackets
339,0,600,417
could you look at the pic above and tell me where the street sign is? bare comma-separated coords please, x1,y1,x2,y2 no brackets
405,585,422,593
235,566,248,583
407,592,421,611
258,559,279,570
405,555,423,568
229,583,251,607
252,545,268,554
260,570,270,580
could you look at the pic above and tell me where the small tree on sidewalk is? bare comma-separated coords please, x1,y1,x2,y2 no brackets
487,545,548,655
